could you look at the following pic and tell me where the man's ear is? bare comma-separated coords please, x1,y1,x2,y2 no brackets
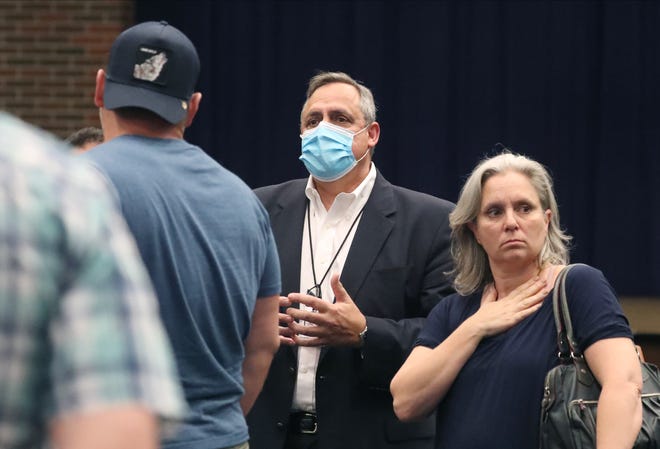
94,69,105,108
367,121,380,148
185,92,202,127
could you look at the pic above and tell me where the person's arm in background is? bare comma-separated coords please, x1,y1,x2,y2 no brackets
585,337,642,449
241,294,280,415
51,406,158,449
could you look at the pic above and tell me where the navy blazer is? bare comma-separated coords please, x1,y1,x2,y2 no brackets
247,172,455,449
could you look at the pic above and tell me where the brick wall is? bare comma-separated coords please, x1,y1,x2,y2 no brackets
0,0,134,139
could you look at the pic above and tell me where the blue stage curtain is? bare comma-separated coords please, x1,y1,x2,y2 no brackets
135,1,660,297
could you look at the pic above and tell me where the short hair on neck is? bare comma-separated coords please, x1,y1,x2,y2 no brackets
65,126,104,148
113,107,170,124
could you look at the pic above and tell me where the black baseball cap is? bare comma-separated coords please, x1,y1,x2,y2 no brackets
103,21,200,124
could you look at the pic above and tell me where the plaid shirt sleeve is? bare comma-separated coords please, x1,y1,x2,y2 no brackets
0,114,186,447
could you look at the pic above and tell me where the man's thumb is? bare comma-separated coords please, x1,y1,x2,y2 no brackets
330,273,350,303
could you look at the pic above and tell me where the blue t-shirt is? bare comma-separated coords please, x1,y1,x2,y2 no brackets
416,264,632,449
84,135,281,449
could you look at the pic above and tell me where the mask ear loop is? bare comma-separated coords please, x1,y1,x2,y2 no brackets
355,146,371,163
353,123,372,163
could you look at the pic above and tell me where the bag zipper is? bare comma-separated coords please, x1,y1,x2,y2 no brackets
570,392,660,410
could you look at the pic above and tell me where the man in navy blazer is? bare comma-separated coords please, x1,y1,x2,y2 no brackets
247,71,455,449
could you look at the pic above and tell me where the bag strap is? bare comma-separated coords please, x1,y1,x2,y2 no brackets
551,264,596,386
552,265,577,361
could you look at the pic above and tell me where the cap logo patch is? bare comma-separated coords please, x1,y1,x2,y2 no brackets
133,46,169,83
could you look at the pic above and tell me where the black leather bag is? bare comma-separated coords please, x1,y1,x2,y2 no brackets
539,264,660,449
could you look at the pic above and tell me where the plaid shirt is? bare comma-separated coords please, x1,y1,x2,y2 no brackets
0,113,187,448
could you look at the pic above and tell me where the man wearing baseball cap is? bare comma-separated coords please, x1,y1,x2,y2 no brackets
83,21,281,449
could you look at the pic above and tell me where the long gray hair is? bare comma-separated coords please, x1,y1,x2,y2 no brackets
449,152,572,295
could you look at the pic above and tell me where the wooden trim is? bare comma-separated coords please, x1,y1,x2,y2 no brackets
619,297,660,335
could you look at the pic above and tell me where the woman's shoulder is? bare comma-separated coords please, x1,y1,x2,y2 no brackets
562,263,617,303
566,262,599,274
564,263,607,284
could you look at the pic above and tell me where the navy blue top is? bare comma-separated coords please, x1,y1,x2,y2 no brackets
84,135,281,449
416,264,632,449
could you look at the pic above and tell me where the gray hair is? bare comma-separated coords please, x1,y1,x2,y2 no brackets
449,152,572,295
301,71,377,125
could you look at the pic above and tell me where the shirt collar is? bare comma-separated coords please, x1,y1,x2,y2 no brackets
305,163,377,213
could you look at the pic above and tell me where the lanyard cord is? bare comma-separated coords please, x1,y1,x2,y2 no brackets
306,200,365,298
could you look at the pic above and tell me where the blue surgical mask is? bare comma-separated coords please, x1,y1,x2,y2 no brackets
299,121,369,182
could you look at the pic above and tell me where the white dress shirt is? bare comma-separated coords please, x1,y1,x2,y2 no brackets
291,163,377,412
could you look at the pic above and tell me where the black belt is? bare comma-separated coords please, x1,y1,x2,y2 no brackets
289,411,318,434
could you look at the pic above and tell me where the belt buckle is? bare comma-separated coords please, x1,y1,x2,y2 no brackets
301,423,317,434
299,412,317,434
